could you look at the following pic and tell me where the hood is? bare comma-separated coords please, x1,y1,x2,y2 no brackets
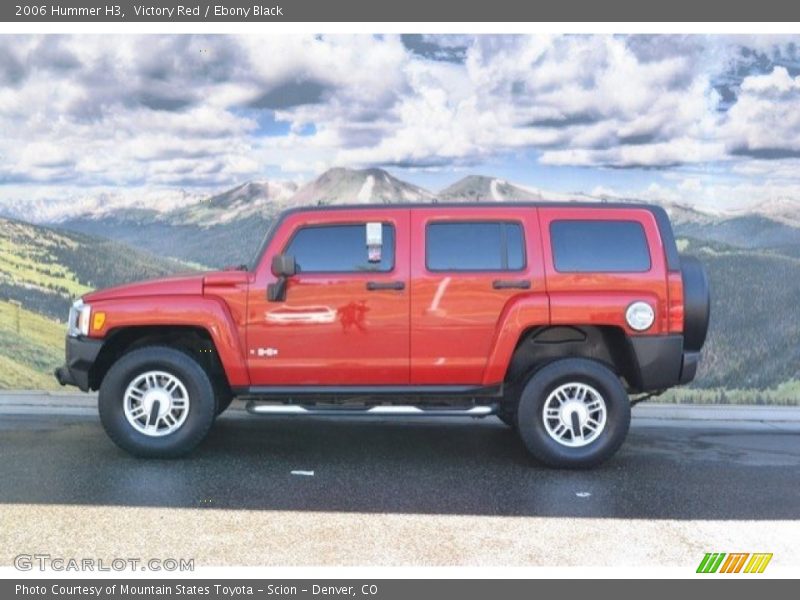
83,271,206,303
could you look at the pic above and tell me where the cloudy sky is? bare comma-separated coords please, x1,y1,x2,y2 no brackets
2,33,800,219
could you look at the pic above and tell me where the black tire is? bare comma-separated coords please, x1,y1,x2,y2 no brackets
516,358,631,469
98,346,216,458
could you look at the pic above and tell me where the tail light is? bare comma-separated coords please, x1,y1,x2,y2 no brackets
667,271,684,334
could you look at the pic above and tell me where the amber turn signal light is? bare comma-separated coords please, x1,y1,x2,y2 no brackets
92,312,106,331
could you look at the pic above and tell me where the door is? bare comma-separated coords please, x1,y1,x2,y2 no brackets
246,209,410,386
409,207,544,384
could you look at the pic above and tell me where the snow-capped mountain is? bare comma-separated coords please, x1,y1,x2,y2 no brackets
0,188,209,223
435,175,722,227
169,180,298,226
0,164,793,275
4,167,793,229
734,197,800,227
288,167,435,206
4,167,798,259
438,175,604,204
438,176,534,202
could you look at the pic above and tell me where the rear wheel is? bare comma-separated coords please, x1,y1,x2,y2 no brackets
516,358,630,469
99,346,216,458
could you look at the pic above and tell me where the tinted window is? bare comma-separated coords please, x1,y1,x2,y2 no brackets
286,224,395,273
550,220,651,272
426,222,526,271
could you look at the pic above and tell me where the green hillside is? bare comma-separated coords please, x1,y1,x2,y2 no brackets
0,217,191,321
680,237,800,390
0,217,194,390
60,212,275,269
0,299,64,389
675,214,800,250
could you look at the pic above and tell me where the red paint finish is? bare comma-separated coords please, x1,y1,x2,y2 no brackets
247,209,411,385
84,272,203,302
537,207,670,337
79,204,676,390
481,294,550,385
203,270,251,365
409,207,547,384
87,294,250,386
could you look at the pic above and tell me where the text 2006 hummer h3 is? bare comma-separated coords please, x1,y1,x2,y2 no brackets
56,203,710,468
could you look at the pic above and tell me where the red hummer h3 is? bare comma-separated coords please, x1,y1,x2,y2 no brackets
56,203,709,468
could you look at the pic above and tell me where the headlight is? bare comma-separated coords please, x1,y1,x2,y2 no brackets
67,299,91,337
626,301,655,332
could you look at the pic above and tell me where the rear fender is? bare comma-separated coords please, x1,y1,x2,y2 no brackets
482,294,550,385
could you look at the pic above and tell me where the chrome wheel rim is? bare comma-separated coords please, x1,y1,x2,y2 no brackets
123,371,190,437
542,382,607,447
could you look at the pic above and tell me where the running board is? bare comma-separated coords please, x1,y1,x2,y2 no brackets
245,402,498,418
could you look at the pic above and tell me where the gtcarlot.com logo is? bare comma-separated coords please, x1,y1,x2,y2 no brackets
14,554,194,572
696,552,773,574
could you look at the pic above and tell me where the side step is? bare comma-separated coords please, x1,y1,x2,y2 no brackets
245,402,498,418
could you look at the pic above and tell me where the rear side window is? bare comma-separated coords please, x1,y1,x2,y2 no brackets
426,222,526,271
550,220,651,272
285,223,395,273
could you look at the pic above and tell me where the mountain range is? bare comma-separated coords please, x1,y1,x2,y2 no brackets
0,167,798,393
4,167,800,228
22,167,793,269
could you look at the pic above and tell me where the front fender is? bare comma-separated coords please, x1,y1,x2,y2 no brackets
87,295,249,387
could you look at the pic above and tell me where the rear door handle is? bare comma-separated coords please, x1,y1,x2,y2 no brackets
492,279,531,290
366,281,405,291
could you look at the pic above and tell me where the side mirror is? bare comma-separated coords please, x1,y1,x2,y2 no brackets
268,254,296,302
271,254,296,277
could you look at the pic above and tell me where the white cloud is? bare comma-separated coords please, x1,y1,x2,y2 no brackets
2,34,800,216
723,66,800,157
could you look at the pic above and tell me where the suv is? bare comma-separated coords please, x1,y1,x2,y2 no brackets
55,203,709,468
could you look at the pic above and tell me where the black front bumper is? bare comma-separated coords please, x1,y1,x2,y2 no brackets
628,334,699,392
54,336,104,392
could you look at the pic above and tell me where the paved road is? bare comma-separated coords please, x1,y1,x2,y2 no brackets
1,394,799,567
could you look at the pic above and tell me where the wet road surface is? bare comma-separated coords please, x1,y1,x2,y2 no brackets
1,398,799,567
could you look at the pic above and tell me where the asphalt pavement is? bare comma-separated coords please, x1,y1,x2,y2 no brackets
1,393,799,567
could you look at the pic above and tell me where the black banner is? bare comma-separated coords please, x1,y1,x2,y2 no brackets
4,0,800,22
3,580,794,600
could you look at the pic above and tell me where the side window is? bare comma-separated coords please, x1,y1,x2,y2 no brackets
426,222,526,271
285,223,395,273
550,220,651,272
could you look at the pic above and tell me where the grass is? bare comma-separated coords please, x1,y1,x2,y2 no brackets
0,299,64,390
0,230,91,298
655,380,800,406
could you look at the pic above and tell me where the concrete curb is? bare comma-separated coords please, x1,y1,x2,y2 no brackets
1,391,799,421
632,403,800,422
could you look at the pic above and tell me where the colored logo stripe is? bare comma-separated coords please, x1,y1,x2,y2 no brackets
697,553,726,573
697,552,773,574
744,553,773,573
720,553,749,573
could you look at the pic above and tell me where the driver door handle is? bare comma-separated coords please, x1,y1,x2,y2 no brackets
492,279,531,290
366,281,405,291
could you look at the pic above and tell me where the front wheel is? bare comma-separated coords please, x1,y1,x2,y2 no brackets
99,346,216,458
516,358,631,469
